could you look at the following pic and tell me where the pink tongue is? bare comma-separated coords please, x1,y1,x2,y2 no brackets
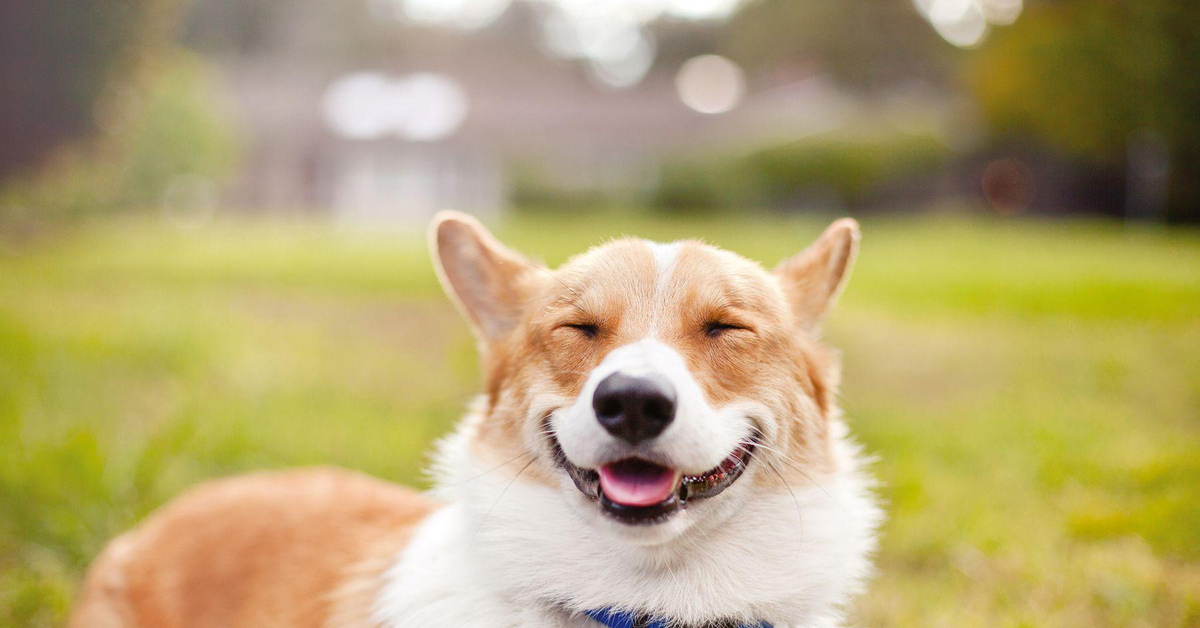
598,461,681,507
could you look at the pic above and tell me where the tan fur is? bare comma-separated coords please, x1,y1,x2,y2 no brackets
438,217,859,485
72,215,861,627
70,468,435,628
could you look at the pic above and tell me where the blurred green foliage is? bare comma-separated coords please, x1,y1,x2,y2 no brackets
0,0,175,179
652,159,747,213
721,0,951,87
0,213,1197,627
654,131,951,212
508,163,637,214
745,132,949,206
971,0,1200,221
0,56,239,226
119,58,240,208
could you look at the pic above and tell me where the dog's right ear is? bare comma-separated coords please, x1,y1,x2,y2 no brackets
430,211,541,344
773,218,861,332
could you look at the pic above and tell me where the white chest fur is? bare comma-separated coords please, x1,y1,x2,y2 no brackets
373,504,593,628
372,421,880,628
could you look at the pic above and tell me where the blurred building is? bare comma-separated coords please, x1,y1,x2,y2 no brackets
187,0,866,225
220,38,687,223
6,0,1194,224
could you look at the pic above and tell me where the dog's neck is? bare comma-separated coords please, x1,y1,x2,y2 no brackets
372,412,880,628
583,607,772,628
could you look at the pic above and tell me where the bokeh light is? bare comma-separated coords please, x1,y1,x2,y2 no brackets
664,0,743,21
361,1,752,89
537,4,657,88
675,54,746,114
322,72,397,140
322,72,469,142
589,39,656,88
385,0,513,30
980,158,1034,214
913,0,1023,47
393,73,470,141
918,0,990,48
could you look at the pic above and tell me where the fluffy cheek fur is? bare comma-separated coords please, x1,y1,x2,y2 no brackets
462,320,844,567
467,287,843,508
468,329,590,489
470,251,843,480
414,416,881,627
405,214,881,626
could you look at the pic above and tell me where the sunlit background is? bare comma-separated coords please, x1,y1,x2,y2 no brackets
4,0,1199,225
0,1,1197,627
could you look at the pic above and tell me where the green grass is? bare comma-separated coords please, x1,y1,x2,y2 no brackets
1,212,1197,627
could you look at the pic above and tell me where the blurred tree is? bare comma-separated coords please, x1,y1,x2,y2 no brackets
119,57,239,208
0,0,175,182
0,1,239,228
971,1,1200,222
721,0,953,90
0,55,239,225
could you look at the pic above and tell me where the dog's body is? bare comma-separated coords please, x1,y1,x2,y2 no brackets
71,214,882,628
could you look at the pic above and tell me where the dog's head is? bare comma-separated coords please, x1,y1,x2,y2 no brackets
431,212,859,546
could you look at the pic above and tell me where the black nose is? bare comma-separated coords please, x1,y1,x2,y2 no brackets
592,372,677,444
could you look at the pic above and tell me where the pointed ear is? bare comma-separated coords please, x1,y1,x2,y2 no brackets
774,218,861,331
430,211,540,343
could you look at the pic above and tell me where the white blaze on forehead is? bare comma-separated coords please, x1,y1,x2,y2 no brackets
646,240,683,336
554,241,747,475
648,241,683,293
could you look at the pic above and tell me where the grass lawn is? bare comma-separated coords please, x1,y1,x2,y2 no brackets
1,212,1197,627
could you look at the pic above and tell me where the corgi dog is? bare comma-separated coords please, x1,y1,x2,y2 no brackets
70,213,882,628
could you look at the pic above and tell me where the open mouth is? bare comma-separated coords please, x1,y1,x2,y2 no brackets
550,435,756,525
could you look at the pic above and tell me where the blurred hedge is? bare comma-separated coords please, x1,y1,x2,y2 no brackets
654,132,952,213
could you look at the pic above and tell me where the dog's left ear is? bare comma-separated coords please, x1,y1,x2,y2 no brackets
430,211,541,344
774,218,860,331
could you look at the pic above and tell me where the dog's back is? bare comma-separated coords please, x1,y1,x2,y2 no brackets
70,467,435,628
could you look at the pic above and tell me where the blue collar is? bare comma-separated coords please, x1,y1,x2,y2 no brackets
585,608,772,628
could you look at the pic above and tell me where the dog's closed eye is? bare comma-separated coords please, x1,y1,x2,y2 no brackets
703,321,750,338
561,323,600,339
